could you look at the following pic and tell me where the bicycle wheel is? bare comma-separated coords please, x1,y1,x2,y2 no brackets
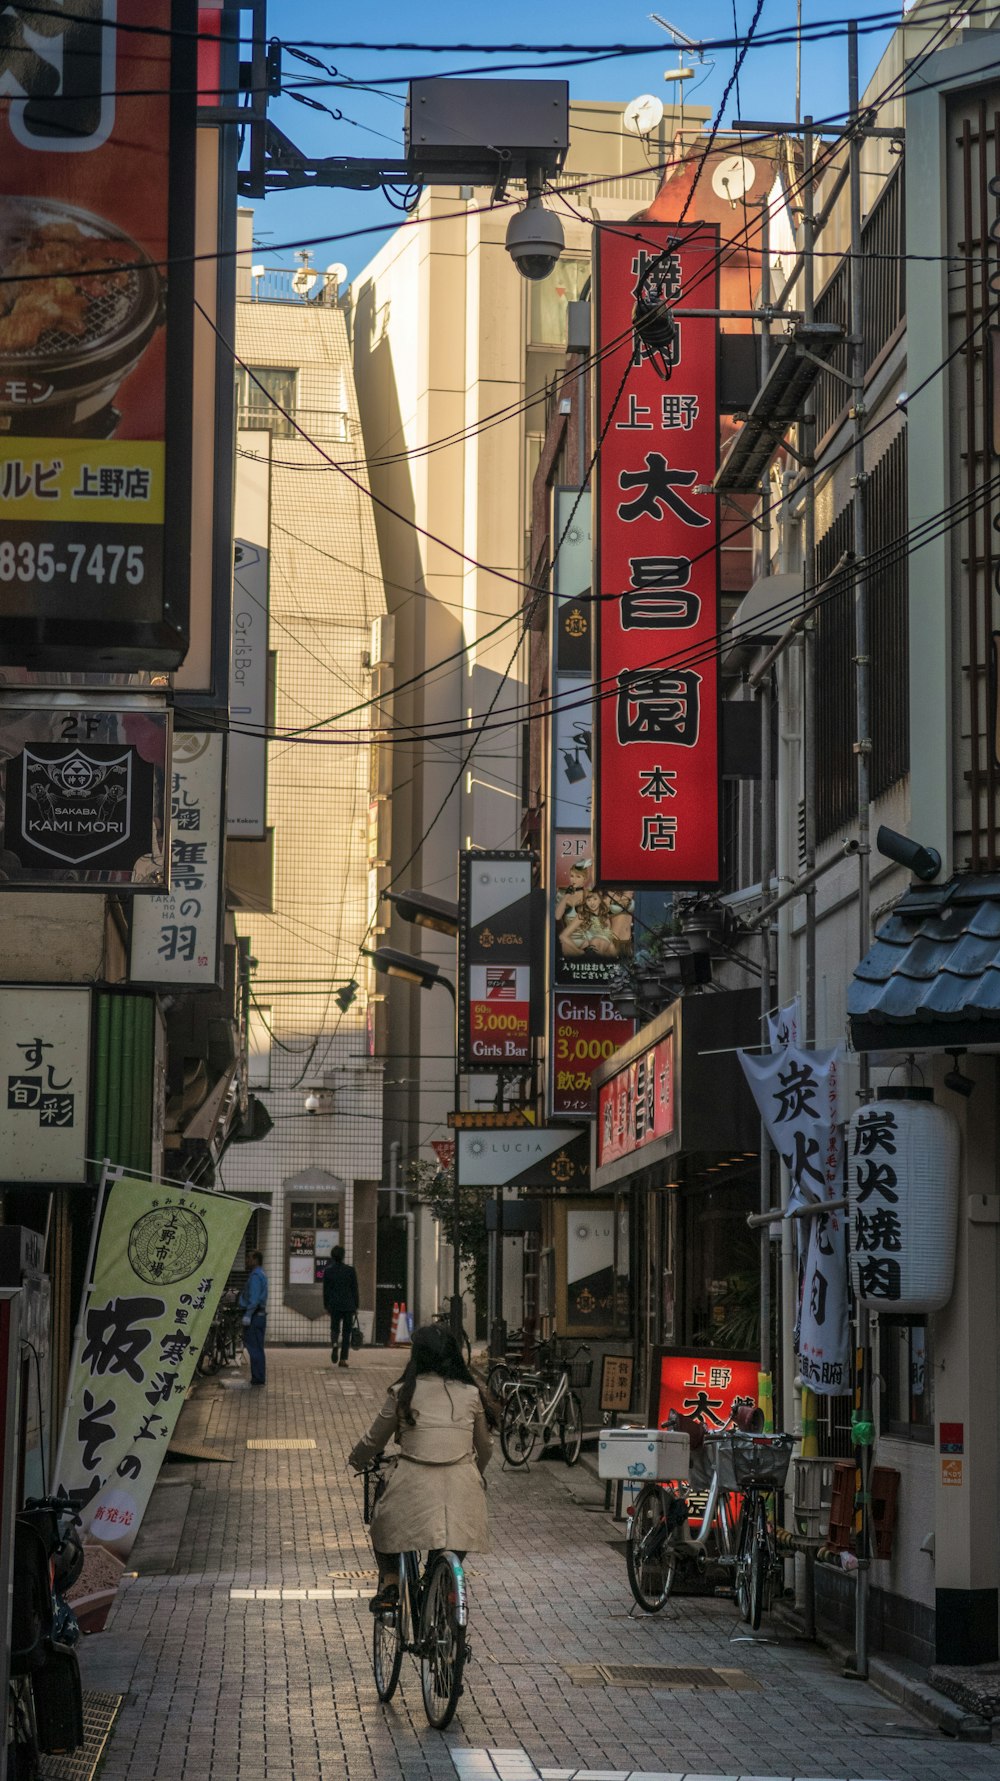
372,1565,405,1702
748,1499,767,1631
419,1554,466,1730
559,1391,583,1467
625,1483,676,1612
500,1391,537,1466
733,1499,752,1621
486,1361,513,1400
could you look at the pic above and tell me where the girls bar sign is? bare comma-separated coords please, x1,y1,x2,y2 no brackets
594,224,720,885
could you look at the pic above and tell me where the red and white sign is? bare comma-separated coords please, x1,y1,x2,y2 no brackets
551,992,635,1116
597,1034,675,1165
468,965,530,1062
594,224,720,885
652,1350,759,1431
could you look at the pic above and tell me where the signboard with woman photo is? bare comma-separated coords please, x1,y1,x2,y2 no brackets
553,835,633,987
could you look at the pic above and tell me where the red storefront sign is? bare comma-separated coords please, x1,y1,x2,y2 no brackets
594,223,720,885
551,992,635,1116
651,1349,759,1431
597,1034,675,1165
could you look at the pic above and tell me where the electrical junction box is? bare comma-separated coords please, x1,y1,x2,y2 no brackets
405,79,568,180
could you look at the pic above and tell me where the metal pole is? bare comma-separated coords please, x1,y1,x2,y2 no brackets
52,1157,111,1493
848,21,873,1680
758,192,773,1384
452,1058,463,1340
803,115,818,1052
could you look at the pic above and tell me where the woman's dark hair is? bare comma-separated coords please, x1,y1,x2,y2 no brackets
395,1323,498,1428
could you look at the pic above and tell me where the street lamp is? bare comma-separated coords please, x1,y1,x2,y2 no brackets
364,944,464,1341
384,889,459,937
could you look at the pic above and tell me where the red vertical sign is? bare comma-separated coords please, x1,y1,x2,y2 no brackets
595,225,720,885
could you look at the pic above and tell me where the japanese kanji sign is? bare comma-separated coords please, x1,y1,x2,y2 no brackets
595,224,720,885
0,986,90,1181
57,1174,253,1557
596,1033,675,1166
551,991,635,1117
847,1098,960,1315
738,1043,843,1208
0,0,196,669
650,1349,759,1432
129,732,224,986
0,703,170,887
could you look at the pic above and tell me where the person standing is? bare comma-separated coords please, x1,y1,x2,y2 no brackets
239,1249,268,1386
322,1245,359,1368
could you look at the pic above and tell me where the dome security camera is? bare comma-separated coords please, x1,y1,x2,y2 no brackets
304,1091,320,1115
506,192,565,282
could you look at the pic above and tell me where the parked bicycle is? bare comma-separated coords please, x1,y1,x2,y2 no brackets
197,1287,243,1375
364,1457,468,1730
625,1407,795,1629
9,1495,84,1778
499,1338,590,1468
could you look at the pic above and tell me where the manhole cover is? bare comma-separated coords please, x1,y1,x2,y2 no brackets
40,1690,122,1781
567,1662,760,1691
246,1438,316,1450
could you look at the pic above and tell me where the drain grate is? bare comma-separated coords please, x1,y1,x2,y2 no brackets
246,1438,316,1450
565,1661,760,1692
40,1690,123,1781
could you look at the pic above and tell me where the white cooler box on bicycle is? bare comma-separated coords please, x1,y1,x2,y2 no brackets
597,1428,690,1482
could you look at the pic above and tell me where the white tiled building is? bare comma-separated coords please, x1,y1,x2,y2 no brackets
223,217,386,1343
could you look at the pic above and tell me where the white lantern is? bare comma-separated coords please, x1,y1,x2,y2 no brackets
847,1097,960,1314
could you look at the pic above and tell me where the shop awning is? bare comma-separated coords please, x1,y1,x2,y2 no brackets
849,873,1000,1051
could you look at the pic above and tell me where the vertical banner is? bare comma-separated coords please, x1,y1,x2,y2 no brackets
227,540,269,838
0,0,196,668
57,1175,253,1556
594,224,720,885
130,732,225,986
457,851,536,1072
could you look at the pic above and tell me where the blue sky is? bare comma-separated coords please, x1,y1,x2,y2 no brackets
246,2,904,279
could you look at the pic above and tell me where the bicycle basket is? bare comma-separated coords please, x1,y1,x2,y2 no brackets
567,1357,593,1388
717,1433,794,1493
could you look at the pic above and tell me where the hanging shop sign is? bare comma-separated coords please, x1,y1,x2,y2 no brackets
0,1,196,670
57,1174,253,1557
552,836,635,990
738,1043,843,1207
0,986,90,1183
457,850,538,1071
0,703,169,887
594,223,721,886
456,1126,585,1189
129,732,225,987
551,991,636,1118
847,1097,960,1314
227,540,269,839
597,1033,675,1167
566,1204,614,1325
649,1347,759,1432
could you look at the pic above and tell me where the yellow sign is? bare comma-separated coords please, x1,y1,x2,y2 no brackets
942,1458,964,1487
0,440,164,523
57,1175,253,1557
448,1109,536,1129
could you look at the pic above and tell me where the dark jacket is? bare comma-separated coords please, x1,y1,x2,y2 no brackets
322,1258,359,1315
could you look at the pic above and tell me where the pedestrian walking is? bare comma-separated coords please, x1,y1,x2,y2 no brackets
239,1249,268,1385
322,1244,359,1368
348,1323,495,1613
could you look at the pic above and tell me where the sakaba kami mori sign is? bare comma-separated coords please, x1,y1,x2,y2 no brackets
57,1175,253,1559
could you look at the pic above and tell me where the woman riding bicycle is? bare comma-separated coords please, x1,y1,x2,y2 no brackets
348,1324,496,1614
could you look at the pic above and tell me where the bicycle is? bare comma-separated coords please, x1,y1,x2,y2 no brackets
624,1409,794,1625
363,1457,469,1731
499,1339,590,1468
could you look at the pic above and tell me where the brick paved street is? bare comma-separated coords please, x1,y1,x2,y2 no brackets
87,1349,1000,1781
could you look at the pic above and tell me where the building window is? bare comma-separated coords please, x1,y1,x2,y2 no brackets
880,1316,932,1443
247,1004,272,1090
237,365,298,438
815,430,909,841
529,257,589,347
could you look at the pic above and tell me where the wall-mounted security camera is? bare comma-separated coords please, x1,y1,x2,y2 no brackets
944,1049,975,1099
505,190,565,281
875,823,942,884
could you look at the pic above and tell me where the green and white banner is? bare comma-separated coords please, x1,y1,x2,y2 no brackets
57,1174,253,1557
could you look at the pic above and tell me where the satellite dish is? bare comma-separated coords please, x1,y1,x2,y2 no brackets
324,261,348,292
623,94,665,137
291,265,318,298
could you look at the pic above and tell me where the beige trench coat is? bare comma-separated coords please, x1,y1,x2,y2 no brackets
349,1377,492,1553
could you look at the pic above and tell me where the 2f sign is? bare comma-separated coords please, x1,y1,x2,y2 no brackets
0,4,118,152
